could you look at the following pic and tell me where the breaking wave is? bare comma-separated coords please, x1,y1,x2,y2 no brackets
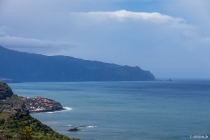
63,107,73,111
86,126,97,128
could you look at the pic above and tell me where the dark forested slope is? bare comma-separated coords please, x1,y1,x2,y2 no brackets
0,82,13,100
0,46,155,82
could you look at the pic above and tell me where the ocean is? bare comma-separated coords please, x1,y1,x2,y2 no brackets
8,80,210,140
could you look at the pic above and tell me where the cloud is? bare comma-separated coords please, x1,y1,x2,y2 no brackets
0,31,75,55
75,10,185,24
68,10,209,49
1,10,209,58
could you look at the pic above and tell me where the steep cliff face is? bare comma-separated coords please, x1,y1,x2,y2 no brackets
0,82,14,100
0,46,155,82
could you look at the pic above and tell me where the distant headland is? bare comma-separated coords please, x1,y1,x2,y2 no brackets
0,46,155,82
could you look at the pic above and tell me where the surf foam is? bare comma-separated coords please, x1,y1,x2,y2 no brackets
63,107,73,111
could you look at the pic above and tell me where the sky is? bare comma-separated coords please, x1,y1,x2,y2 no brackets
0,0,210,79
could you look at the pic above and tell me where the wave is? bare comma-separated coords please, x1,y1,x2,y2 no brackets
42,107,72,114
76,125,97,128
46,112,56,114
63,107,73,111
86,126,97,128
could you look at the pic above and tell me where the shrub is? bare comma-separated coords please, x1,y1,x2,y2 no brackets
0,118,4,125
17,126,35,140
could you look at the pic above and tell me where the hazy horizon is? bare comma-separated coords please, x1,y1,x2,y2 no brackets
0,0,210,79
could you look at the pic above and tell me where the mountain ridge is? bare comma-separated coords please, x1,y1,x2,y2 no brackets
0,46,155,82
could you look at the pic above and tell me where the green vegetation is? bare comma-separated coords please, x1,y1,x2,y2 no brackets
17,126,35,140
0,111,79,140
0,82,80,140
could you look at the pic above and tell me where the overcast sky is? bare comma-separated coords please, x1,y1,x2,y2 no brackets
0,0,210,79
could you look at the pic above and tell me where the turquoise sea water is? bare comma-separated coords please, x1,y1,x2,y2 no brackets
9,80,210,140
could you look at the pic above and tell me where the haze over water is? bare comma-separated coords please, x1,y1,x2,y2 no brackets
9,80,210,140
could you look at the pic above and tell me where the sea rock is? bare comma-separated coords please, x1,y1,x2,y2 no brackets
68,127,80,132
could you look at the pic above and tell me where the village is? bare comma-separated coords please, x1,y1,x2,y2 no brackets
21,96,64,113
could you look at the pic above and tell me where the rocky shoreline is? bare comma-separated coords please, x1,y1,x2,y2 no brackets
29,108,65,113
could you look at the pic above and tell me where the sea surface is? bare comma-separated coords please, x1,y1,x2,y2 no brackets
9,80,210,140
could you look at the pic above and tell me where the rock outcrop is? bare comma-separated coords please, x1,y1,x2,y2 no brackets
0,82,14,100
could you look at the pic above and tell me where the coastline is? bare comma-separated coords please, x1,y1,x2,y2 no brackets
29,107,72,114
29,108,65,114
0,82,79,140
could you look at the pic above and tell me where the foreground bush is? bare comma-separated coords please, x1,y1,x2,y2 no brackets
0,112,79,140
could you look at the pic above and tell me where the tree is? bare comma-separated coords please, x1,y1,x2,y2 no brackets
17,126,34,140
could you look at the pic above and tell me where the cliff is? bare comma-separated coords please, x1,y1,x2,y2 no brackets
0,46,155,82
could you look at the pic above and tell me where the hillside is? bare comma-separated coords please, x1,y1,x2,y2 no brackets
0,46,155,82
0,82,79,140
0,82,14,100
0,111,79,140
